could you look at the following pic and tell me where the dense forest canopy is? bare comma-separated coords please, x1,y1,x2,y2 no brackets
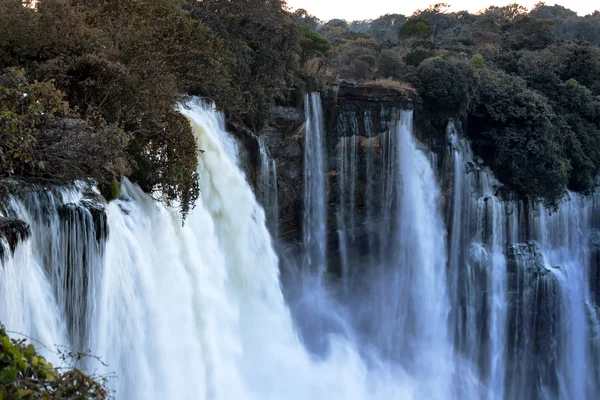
295,2,600,206
1,0,600,217
0,0,309,218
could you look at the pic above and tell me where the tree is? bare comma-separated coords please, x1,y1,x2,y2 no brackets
369,14,407,47
0,68,128,187
469,69,570,206
338,36,378,80
399,18,433,39
299,26,330,66
502,16,556,50
376,49,405,78
185,0,302,128
416,57,477,121
293,8,321,30
414,3,452,39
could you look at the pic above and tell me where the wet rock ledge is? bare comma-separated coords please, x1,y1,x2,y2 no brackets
0,217,31,257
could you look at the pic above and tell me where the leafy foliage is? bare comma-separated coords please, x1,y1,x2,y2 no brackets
0,0,313,218
2,0,600,209
0,68,127,187
0,325,107,399
185,0,304,129
416,58,477,122
469,70,570,206
315,2,600,204
399,18,433,39
300,26,330,66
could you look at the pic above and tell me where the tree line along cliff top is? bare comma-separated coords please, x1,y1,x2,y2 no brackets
1,0,600,216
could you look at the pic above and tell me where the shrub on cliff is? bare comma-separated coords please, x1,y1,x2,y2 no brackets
416,57,477,122
185,0,303,128
0,0,97,69
376,50,406,79
469,69,570,206
399,18,432,39
554,79,600,192
0,325,107,399
0,69,128,192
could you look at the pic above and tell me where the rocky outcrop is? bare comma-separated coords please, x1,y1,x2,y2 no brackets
259,106,305,245
0,217,31,258
506,242,556,278
323,80,413,142
58,197,108,241
229,81,414,254
226,106,305,246
226,117,260,184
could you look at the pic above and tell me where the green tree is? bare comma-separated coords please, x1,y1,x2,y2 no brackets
185,0,302,128
469,69,570,206
399,18,433,39
300,26,330,66
416,57,477,121
414,3,452,40
293,8,321,30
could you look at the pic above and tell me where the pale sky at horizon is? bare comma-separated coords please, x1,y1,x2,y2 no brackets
286,0,598,22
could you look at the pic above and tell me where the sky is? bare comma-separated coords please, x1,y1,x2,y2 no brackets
286,0,598,22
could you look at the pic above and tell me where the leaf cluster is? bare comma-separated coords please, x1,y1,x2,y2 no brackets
0,326,107,399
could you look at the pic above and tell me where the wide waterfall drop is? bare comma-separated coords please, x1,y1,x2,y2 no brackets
533,196,597,399
443,121,600,399
0,96,423,400
2,91,600,400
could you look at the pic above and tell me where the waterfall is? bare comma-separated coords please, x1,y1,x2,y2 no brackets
445,123,507,399
303,92,327,277
443,122,599,399
1,97,417,400
392,111,453,396
1,93,599,400
257,137,279,237
533,196,596,399
327,110,476,397
337,132,359,291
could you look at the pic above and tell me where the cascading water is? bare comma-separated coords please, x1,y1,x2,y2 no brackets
442,122,599,399
326,110,600,400
296,102,477,397
0,97,414,400
532,195,598,399
445,123,507,399
303,92,327,277
257,137,279,237
1,91,599,400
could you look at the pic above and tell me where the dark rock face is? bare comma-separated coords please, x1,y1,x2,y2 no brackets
322,83,412,268
227,106,305,246
323,81,413,141
0,217,31,257
228,82,413,256
58,198,109,241
259,106,305,245
226,117,260,184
